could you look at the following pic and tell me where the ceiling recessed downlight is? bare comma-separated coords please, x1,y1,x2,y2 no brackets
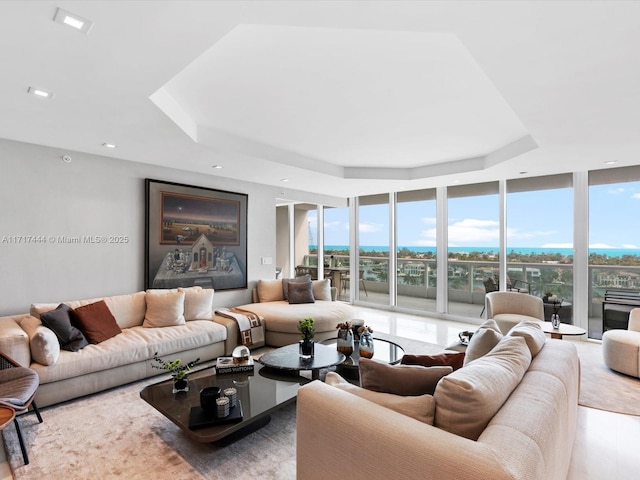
102,143,116,149
212,165,223,169
53,8,94,35
27,87,53,99
280,178,289,182
604,160,617,165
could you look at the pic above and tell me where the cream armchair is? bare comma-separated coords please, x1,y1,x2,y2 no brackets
485,291,545,334
602,308,640,378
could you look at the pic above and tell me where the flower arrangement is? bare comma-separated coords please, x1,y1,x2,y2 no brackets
298,317,315,342
336,321,352,330
357,325,373,335
151,352,200,380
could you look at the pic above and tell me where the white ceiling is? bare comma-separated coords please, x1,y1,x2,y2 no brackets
1,1,639,199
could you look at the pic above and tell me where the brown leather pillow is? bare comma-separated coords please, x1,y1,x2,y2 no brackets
401,352,466,371
359,357,452,396
73,300,122,344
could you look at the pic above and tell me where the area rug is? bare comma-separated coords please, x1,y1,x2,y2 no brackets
570,339,640,416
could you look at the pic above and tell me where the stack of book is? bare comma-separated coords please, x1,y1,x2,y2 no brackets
215,356,254,374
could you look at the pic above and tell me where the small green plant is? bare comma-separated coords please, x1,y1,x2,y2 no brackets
151,353,200,380
298,317,315,342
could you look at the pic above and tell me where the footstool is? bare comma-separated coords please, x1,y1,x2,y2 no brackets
602,329,640,378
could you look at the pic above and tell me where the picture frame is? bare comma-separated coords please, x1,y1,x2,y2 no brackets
145,179,248,291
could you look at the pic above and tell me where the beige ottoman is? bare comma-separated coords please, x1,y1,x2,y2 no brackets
602,329,640,378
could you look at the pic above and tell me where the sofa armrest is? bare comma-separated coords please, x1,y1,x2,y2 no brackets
296,381,511,480
212,315,239,356
0,315,32,367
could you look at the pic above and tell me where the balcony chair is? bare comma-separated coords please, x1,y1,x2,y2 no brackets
341,270,367,297
602,307,640,378
485,291,545,334
0,353,43,465
480,276,499,317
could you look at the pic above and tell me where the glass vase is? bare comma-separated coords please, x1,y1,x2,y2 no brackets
336,328,354,357
299,339,314,359
359,331,374,359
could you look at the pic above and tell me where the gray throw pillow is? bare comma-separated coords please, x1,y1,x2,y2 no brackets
40,303,89,352
359,357,452,396
283,275,311,300
288,281,315,304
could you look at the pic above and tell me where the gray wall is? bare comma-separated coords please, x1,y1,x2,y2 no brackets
0,138,304,315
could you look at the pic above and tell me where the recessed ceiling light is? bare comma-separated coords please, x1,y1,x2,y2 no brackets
211,165,223,169
604,161,617,165
53,8,94,35
280,178,289,182
102,143,116,149
27,87,54,99
519,171,528,175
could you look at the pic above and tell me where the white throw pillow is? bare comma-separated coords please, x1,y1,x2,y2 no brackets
507,320,546,358
18,315,60,366
464,319,503,365
103,291,147,329
434,336,532,440
180,287,214,320
143,290,186,328
257,279,285,303
312,279,332,301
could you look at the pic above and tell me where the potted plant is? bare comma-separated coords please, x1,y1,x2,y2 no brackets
152,352,200,393
298,317,315,359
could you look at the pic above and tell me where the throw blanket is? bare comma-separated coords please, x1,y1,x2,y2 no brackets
215,307,265,347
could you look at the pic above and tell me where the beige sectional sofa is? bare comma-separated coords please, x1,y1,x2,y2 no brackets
228,278,356,346
296,320,580,480
0,287,227,407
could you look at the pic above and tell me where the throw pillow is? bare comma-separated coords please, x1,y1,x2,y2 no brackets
18,315,60,366
507,321,546,358
282,275,311,300
103,291,147,329
257,279,285,303
39,303,89,352
73,300,122,344
312,279,332,301
463,319,503,365
325,372,436,425
180,287,214,320
401,352,465,371
359,357,452,396
143,290,186,328
434,336,532,440
288,281,316,304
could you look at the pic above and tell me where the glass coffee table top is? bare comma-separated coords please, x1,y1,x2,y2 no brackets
320,337,405,380
140,363,305,443
257,343,346,380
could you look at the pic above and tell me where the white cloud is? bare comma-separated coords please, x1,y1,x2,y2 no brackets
541,243,573,248
589,243,615,249
608,187,625,195
359,222,383,233
447,218,499,244
632,193,640,200
622,244,639,249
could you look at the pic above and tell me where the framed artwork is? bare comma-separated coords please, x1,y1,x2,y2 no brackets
145,179,248,291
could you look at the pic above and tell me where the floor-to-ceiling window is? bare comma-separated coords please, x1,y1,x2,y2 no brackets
507,174,574,323
396,189,437,311
447,183,499,317
588,166,640,339
358,194,390,305
323,205,350,300
294,204,317,277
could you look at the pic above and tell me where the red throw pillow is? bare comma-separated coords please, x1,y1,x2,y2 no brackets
73,300,122,344
400,352,466,371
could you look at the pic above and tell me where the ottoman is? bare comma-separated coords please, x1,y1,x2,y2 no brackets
602,329,640,378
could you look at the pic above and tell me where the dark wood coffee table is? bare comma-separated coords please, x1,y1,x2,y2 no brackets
320,337,405,381
257,342,345,380
140,363,305,443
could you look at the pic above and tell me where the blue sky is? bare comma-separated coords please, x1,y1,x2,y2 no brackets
309,181,640,249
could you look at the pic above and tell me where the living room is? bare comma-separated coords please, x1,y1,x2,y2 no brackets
1,1,640,479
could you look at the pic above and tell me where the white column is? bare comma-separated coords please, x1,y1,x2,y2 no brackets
499,179,507,291
573,171,589,333
436,186,448,313
389,192,397,307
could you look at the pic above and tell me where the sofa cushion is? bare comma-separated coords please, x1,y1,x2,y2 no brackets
325,372,436,425
39,304,89,352
312,279,332,301
282,275,311,300
434,335,532,440
18,315,60,366
103,291,147,329
257,279,285,303
464,319,503,365
179,287,213,320
507,320,546,358
288,281,315,304
401,352,465,371
73,300,122,344
359,357,452,396
143,290,186,328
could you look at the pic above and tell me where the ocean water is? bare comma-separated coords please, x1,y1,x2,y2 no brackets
313,245,640,258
